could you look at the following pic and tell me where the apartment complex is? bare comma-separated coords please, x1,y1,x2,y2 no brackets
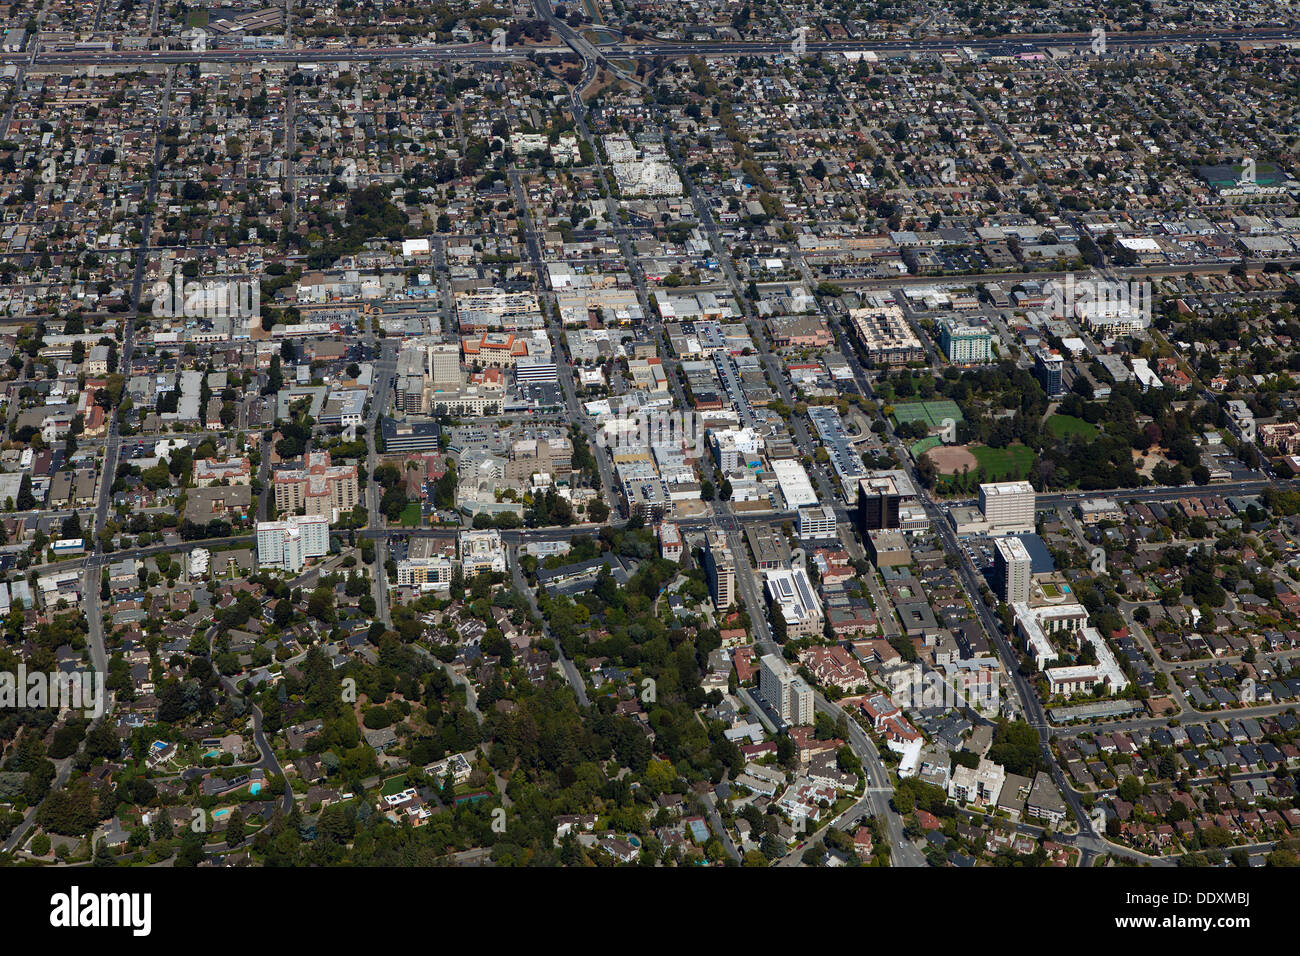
256,514,330,573
273,451,360,521
759,653,814,726
454,289,544,332
703,528,736,610
1034,348,1064,397
396,538,455,591
192,456,252,487
938,318,993,365
458,528,507,575
848,305,924,366
993,535,1032,604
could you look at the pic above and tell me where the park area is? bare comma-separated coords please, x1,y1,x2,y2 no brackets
923,443,1036,495
1046,413,1099,441
399,502,422,527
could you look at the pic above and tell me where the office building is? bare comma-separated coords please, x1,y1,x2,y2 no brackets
867,529,912,568
857,471,916,532
994,536,1032,604
504,437,573,481
764,568,824,637
759,653,814,726
979,481,1036,535
426,343,462,385
798,504,838,540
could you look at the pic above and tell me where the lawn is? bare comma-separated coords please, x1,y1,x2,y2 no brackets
1047,414,1099,441
971,444,1035,480
399,502,422,527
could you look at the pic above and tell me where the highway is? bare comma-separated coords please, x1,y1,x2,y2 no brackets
6,27,1300,69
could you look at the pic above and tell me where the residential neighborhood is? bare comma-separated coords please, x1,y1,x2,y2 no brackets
0,0,1293,914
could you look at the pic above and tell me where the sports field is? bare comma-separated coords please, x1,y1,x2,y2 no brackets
931,443,1035,494
891,399,963,428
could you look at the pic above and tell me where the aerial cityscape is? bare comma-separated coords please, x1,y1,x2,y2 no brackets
0,0,1296,893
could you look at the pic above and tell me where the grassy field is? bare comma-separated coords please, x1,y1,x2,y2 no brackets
1047,414,1099,441
399,503,422,527
972,444,1035,480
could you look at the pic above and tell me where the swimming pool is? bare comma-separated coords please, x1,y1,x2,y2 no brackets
212,808,230,820
249,782,262,795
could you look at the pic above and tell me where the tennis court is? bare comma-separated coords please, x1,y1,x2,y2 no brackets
891,399,964,428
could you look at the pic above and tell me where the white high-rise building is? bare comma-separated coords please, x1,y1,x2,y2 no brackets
704,529,735,610
256,514,330,572
979,480,1036,534
426,343,462,385
994,536,1032,605
759,653,814,726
